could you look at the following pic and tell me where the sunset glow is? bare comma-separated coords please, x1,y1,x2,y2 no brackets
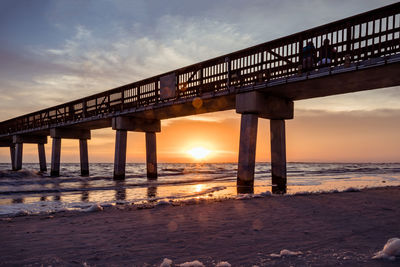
187,147,211,160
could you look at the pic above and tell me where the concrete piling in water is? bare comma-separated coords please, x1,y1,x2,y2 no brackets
51,138,61,176
10,145,15,171
113,130,127,180
79,139,89,176
145,132,157,179
14,143,23,171
237,113,258,193
38,143,47,172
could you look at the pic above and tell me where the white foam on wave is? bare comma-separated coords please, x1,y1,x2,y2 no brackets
0,202,64,217
236,194,252,200
293,186,363,196
236,190,272,200
83,203,103,212
256,191,272,197
178,260,205,267
372,237,400,261
159,259,210,267
215,261,231,267
269,249,303,258
0,183,373,217
0,201,108,217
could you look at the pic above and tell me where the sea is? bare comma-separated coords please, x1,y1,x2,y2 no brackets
1,162,400,217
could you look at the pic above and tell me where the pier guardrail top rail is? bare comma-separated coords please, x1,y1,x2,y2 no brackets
0,2,399,135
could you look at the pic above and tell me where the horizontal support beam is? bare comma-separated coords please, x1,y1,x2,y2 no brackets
0,141,12,147
137,94,236,121
13,135,48,144
112,117,161,132
50,128,91,140
236,92,294,119
261,62,400,100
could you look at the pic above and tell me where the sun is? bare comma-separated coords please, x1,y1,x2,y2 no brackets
187,147,211,160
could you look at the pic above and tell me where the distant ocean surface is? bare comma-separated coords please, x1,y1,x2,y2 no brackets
1,162,400,216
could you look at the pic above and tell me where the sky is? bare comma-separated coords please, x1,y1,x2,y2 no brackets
0,0,399,163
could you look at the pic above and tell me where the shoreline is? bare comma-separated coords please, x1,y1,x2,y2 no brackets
1,186,399,266
0,184,391,218
2,162,400,219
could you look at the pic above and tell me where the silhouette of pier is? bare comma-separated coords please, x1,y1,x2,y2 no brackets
1,3,399,193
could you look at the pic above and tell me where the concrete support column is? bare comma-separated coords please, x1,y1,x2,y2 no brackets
51,138,61,176
237,113,258,193
112,117,161,179
79,139,89,176
50,128,91,176
145,132,157,179
114,130,127,180
14,143,23,171
38,143,47,172
10,145,16,170
270,119,287,194
12,135,48,172
236,92,293,194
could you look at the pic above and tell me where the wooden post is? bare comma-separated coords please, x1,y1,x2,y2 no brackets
79,139,89,176
51,138,61,176
14,143,23,171
38,143,47,172
114,130,127,180
145,132,157,179
270,119,287,194
237,113,258,193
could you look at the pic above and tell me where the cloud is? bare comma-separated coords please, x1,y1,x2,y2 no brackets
295,86,400,112
42,15,253,77
18,17,254,106
295,108,400,118
0,14,254,122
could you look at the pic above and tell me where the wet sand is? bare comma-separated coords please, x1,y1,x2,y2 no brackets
1,186,399,266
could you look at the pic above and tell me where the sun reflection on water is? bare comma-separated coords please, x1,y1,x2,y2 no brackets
194,184,204,193
1,162,400,216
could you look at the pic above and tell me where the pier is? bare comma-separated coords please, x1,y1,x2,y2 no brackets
0,3,399,193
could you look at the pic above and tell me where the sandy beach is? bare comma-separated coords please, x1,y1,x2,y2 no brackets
0,186,399,266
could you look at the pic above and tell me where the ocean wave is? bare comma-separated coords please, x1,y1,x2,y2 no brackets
1,162,400,217
0,169,42,179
